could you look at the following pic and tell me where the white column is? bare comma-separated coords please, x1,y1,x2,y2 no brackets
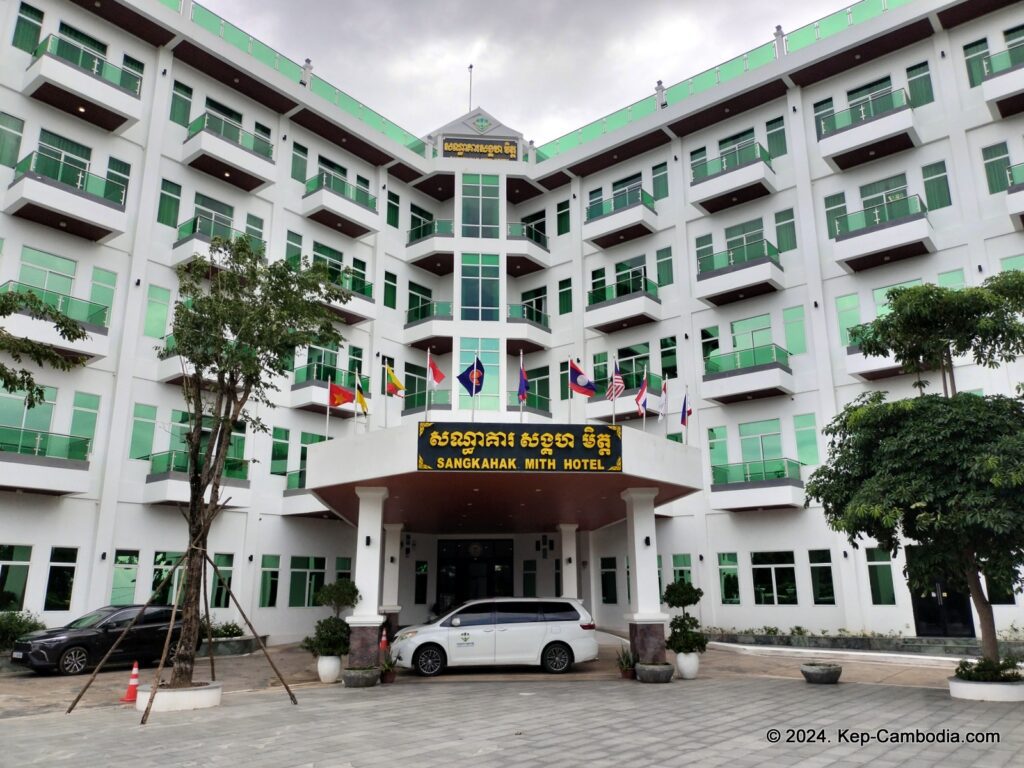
347,487,387,627
380,523,404,613
621,488,668,623
557,523,579,599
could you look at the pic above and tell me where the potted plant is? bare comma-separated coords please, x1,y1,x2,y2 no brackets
379,647,397,684
301,616,351,683
800,662,843,684
663,580,707,680
615,646,636,680
949,656,1024,702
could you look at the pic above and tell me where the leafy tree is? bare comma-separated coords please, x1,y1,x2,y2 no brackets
314,579,360,618
1,289,88,406
162,235,347,688
806,392,1024,663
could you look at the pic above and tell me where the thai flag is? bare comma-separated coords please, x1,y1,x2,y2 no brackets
681,392,692,427
518,363,530,402
635,374,648,416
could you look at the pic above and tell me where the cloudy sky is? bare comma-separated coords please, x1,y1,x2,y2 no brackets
200,0,846,145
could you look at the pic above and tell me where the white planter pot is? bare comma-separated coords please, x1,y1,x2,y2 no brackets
317,655,342,683
675,652,700,680
135,682,222,712
948,677,1024,702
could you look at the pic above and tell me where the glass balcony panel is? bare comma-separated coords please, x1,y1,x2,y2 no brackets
817,89,909,139
0,426,90,460
982,42,1024,79
305,171,377,211
1,280,109,326
697,239,780,274
507,222,549,249
587,277,659,307
711,459,801,484
14,151,124,205
507,303,549,329
691,142,772,183
149,449,249,480
408,219,454,244
832,194,927,238
704,344,790,375
176,214,265,251
406,301,453,324
585,187,656,222
506,390,551,412
33,34,141,95
1008,162,1024,187
187,112,273,159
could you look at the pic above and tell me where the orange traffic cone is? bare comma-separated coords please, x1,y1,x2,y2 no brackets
120,661,139,703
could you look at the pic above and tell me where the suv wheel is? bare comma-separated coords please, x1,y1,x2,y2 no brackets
541,642,572,674
413,644,446,677
58,646,89,675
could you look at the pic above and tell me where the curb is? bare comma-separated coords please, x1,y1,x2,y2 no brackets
708,641,963,668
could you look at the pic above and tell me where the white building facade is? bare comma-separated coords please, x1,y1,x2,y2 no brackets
1,0,1022,645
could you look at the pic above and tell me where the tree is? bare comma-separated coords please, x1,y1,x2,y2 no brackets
806,392,1024,662
161,235,348,688
1,288,88,407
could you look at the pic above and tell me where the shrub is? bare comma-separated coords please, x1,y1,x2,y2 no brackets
301,616,351,657
199,618,246,639
955,656,1022,683
314,580,360,618
790,626,808,637
615,646,635,670
759,625,780,636
663,580,707,655
0,611,45,650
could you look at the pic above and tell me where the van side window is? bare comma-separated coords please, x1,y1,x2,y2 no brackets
541,602,580,621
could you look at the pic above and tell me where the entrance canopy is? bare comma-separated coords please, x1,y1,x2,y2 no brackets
306,421,702,533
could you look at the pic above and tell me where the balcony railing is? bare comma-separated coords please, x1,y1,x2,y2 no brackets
186,112,273,159
0,426,90,461
711,458,801,485
403,388,452,410
507,222,549,249
704,344,790,375
149,450,249,480
697,239,781,274
507,390,551,412
507,303,549,329
585,187,656,222
32,34,141,96
406,300,452,324
14,151,125,205
1,280,108,326
982,43,1024,80
407,219,454,245
691,142,772,183
293,362,369,392
587,277,659,307
1007,162,1024,187
176,214,265,251
667,433,684,444
305,170,377,212
832,194,927,239
284,254,372,298
816,89,910,139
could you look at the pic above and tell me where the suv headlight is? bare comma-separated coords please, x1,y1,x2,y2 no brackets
394,630,417,643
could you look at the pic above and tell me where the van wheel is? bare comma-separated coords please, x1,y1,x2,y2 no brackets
412,644,446,677
541,642,573,674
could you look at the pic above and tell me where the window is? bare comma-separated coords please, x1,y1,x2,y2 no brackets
129,404,156,459
410,203,434,239
860,173,906,210
558,278,572,315
383,271,397,309
522,560,537,597
689,146,706,174
824,192,847,239
794,414,819,466
110,550,138,605
58,22,105,54
708,426,728,468
922,161,951,210
809,550,836,605
270,427,289,476
194,192,233,236
813,98,834,138
554,559,562,598
556,200,570,235
782,306,806,356
847,76,891,107
169,81,192,127
152,552,184,605
600,557,617,604
718,553,740,604
259,555,279,608
982,143,1010,194
725,217,764,252
1002,254,1024,272
0,112,24,168
89,267,116,325
414,561,428,604
460,253,500,321
70,392,100,444
457,337,499,410
335,557,352,582
651,162,668,199
873,279,921,317
461,173,499,238
660,336,677,380
740,419,782,470
701,326,720,360
938,269,965,290
520,286,547,324
766,116,786,158
751,552,797,605
836,294,860,346
143,285,171,339
615,255,646,296
0,545,32,611
774,209,796,252
559,360,569,401
387,191,400,228
288,556,326,607
20,245,75,295
618,342,649,388
212,553,233,608
291,143,307,183
311,241,344,286
593,351,608,390
695,233,714,266
12,3,43,53
157,179,181,228
522,209,546,239
246,214,264,243
867,548,896,605
964,39,989,88
105,158,130,205
906,62,934,106
655,246,673,286
1,385,55,436
731,314,771,350
405,362,426,404
672,554,692,584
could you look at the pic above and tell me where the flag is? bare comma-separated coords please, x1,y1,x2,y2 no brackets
680,392,692,427
606,362,624,401
354,378,369,414
635,373,648,416
384,364,405,397
427,357,445,388
658,378,666,422
568,360,597,397
518,362,530,402
328,382,354,407
457,357,485,396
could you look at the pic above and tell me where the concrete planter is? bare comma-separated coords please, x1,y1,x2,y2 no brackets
135,682,223,712
800,663,843,684
707,634,1024,657
197,635,268,657
948,677,1024,702
341,667,380,688
317,655,341,683
635,663,674,683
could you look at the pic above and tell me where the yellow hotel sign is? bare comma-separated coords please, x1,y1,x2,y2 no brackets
442,137,518,160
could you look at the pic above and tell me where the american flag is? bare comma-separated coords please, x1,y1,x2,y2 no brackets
606,362,625,400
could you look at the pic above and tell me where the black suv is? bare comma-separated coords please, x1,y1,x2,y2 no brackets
10,605,184,675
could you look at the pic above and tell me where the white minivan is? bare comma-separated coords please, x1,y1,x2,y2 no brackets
392,598,599,676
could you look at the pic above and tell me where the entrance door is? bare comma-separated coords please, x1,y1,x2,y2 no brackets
436,540,514,614
906,547,975,637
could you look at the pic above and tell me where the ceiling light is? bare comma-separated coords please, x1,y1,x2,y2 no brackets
59,221,67,228
223,171,230,177
77,106,86,113
233,77,239,83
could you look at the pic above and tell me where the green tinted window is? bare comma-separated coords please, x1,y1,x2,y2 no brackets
1001,254,1024,272
651,162,668,200
461,173,500,238
766,116,786,158
169,81,192,127
12,3,43,53
556,200,570,235
982,143,1010,194
794,413,819,465
774,209,796,252
260,555,279,607
836,294,860,346
129,404,156,460
0,112,24,168
867,547,896,605
718,553,740,604
809,549,835,605
906,62,934,106
70,392,100,442
922,161,951,210
783,306,806,355
143,285,171,338
291,143,307,182
387,191,400,228
708,426,728,467
558,278,572,314
383,271,397,309
937,269,965,290
157,179,181,227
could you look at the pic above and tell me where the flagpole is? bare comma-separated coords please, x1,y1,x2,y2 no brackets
663,375,669,435
684,385,690,445
471,347,480,424
425,349,432,422
519,349,525,424
567,356,572,425
382,360,388,430
641,365,648,431
324,365,330,438
610,358,617,427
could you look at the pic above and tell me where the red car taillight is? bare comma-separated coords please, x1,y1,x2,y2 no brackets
579,622,596,631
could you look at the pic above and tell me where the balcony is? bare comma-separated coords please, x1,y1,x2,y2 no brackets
0,427,90,495
23,35,142,131
143,450,250,507
404,301,454,354
507,222,551,275
281,470,329,516
1006,163,1024,230
582,187,658,250
845,345,903,381
506,303,551,355
300,171,379,239
284,254,376,325
4,151,127,241
182,112,275,192
171,215,265,270
701,344,795,404
406,220,454,275
401,388,452,417
155,334,236,386
690,142,776,214
817,90,919,171
981,44,1024,119
587,372,663,423
584,278,662,334
709,459,805,511
695,239,785,307
506,390,552,418
289,364,369,417
0,281,110,361
831,195,933,272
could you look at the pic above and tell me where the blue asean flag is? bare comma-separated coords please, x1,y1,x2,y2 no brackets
518,364,530,402
457,357,486,395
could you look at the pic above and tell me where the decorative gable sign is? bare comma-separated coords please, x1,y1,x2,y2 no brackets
442,136,519,160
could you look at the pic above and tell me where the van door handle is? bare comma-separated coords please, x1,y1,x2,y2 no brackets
483,628,494,633
496,627,508,632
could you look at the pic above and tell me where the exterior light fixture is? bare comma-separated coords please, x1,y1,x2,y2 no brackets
365,536,371,546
